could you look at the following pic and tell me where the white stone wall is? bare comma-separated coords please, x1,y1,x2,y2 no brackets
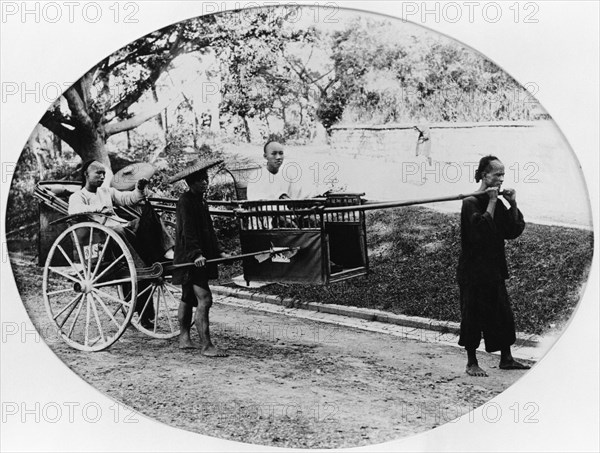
329,122,540,163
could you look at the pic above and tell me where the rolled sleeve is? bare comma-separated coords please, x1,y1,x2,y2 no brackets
109,187,144,207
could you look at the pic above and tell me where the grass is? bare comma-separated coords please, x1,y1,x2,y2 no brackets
217,206,594,336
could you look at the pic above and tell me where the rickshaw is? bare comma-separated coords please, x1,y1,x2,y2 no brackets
35,181,186,352
33,177,370,352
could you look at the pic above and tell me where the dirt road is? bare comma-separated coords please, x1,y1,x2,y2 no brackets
12,257,531,449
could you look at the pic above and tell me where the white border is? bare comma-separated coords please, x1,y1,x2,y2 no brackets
1,1,598,452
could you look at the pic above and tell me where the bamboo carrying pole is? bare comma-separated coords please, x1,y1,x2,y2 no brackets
224,190,506,217
137,247,299,280
165,247,299,270
324,190,507,213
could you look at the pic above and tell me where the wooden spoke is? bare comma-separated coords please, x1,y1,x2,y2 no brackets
84,294,92,346
131,278,182,338
87,227,94,276
91,253,126,284
137,284,153,298
53,293,82,322
89,292,105,344
46,287,76,297
92,292,123,329
153,286,160,333
86,226,95,279
138,284,158,323
117,286,133,318
113,301,129,318
90,234,112,281
48,266,81,284
70,230,88,279
66,295,85,339
92,288,132,308
56,245,85,281
122,286,132,299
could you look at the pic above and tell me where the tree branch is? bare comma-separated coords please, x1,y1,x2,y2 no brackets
105,34,165,72
39,110,80,150
107,31,186,119
282,52,333,91
104,91,181,136
63,85,94,129
79,71,94,113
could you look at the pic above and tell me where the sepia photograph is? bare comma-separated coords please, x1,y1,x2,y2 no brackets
1,1,598,451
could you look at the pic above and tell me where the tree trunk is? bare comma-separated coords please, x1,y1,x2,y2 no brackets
164,107,169,136
78,132,110,167
52,132,62,161
75,126,114,183
242,115,251,142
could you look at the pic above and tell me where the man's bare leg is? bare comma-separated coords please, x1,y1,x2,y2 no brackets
499,347,530,370
178,302,195,349
466,348,487,377
193,285,228,357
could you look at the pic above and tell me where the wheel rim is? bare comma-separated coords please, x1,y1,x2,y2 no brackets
42,222,137,351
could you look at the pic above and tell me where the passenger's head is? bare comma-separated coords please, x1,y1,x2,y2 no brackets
263,141,284,174
475,155,504,188
81,160,106,189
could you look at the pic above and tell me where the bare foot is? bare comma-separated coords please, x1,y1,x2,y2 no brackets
178,337,195,349
201,345,228,357
466,364,488,377
499,359,531,370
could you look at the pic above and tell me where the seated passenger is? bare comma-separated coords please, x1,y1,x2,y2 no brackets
68,160,174,263
69,160,146,225
246,141,315,201
246,141,321,228
68,160,173,329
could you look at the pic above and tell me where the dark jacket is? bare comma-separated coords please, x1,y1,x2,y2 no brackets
457,193,525,285
172,191,221,284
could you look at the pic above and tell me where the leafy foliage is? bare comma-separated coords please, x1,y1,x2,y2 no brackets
215,8,314,142
319,18,536,127
33,8,540,162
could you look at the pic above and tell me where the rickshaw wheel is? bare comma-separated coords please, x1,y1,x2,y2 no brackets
128,220,188,338
128,276,183,339
42,222,137,352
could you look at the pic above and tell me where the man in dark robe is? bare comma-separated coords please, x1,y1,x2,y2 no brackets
458,155,531,376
